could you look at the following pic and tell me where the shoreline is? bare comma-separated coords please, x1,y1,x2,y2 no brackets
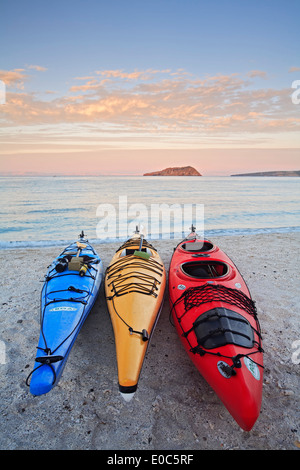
1,225,300,250
0,232,299,450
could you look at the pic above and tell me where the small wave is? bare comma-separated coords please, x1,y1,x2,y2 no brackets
0,239,75,250
0,226,299,249
205,226,300,237
27,207,87,214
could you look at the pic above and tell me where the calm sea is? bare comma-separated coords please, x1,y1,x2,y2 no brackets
0,176,299,248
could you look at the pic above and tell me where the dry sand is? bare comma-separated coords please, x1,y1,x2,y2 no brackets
0,232,299,450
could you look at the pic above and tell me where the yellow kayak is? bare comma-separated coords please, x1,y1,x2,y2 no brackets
105,231,166,401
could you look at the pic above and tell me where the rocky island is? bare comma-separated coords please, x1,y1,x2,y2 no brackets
144,166,201,176
231,170,300,177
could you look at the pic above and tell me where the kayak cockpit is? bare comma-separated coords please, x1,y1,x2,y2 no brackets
180,241,214,253
119,247,152,257
181,260,229,279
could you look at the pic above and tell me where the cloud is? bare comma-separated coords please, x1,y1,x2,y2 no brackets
27,65,48,72
95,68,172,81
74,76,96,80
1,68,299,144
96,69,146,80
69,79,110,93
289,66,300,73
247,70,268,79
0,69,28,88
0,65,47,90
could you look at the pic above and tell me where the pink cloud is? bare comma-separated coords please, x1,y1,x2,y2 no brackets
0,69,28,88
95,68,172,81
69,79,104,93
247,70,268,79
289,66,300,73
27,65,48,72
1,68,299,152
95,69,146,80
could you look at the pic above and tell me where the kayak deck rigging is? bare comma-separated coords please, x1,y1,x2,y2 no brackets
172,283,259,319
106,256,164,298
106,251,164,341
170,283,264,377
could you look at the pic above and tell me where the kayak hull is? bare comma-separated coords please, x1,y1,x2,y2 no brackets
169,234,263,431
28,238,103,395
105,234,166,398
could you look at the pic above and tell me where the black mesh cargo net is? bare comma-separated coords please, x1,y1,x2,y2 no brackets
170,283,264,377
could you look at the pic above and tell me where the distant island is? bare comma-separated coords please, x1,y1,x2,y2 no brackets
231,170,300,177
144,166,202,176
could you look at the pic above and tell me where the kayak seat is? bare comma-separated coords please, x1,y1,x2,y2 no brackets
181,261,229,278
193,308,254,349
181,241,214,252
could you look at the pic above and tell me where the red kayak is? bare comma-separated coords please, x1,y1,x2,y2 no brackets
169,226,264,431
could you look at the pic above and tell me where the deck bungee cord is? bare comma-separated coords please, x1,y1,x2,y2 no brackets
170,283,264,377
105,251,164,341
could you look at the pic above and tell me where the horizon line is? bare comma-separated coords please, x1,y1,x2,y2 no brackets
1,170,299,178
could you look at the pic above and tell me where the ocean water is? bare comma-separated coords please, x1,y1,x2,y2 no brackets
0,176,299,248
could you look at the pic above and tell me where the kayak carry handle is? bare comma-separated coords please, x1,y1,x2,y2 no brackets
26,355,64,387
35,355,64,365
142,329,149,342
129,327,149,342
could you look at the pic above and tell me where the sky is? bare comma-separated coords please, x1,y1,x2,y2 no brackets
0,0,299,175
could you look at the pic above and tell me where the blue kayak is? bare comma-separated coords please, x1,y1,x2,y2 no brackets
27,233,103,395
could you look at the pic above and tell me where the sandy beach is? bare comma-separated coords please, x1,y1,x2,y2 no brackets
0,232,299,451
